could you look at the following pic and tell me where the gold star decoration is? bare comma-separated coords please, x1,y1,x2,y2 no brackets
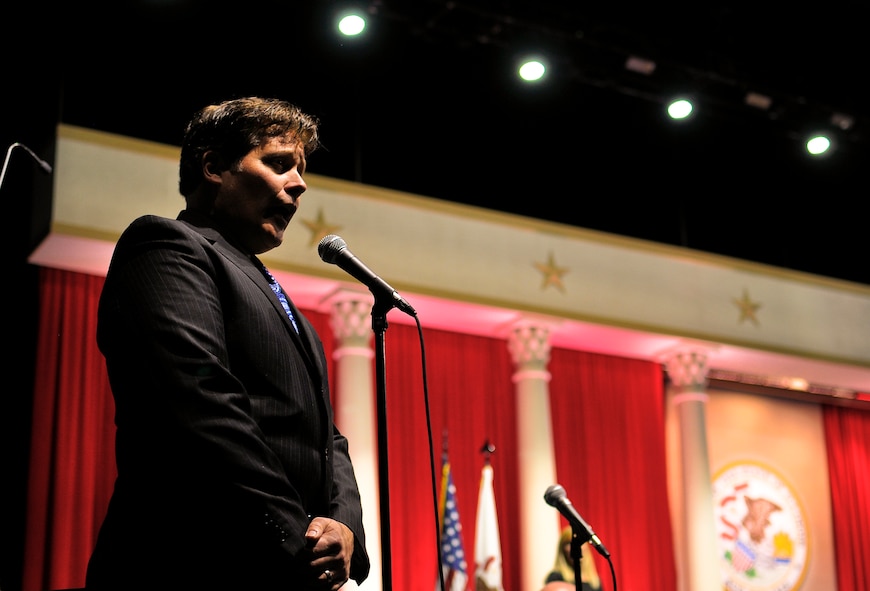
533,251,569,292
733,288,762,325
301,207,343,247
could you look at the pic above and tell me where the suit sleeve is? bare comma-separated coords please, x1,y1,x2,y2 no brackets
330,424,371,582
301,326,370,582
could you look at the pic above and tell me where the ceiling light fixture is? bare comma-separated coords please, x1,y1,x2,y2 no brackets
831,112,854,130
624,55,656,75
744,92,772,110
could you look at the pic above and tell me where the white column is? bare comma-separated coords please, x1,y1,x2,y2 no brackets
326,288,379,591
663,348,720,591
508,319,559,591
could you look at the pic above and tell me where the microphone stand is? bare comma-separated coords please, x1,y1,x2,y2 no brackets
371,295,394,591
569,529,583,591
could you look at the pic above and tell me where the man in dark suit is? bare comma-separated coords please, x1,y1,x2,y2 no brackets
85,97,370,590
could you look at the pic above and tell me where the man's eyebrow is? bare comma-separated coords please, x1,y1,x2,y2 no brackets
265,143,303,155
262,148,300,159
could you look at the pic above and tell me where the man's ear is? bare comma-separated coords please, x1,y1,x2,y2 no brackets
202,150,226,184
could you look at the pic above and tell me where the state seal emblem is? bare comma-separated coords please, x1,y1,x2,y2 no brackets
712,461,809,591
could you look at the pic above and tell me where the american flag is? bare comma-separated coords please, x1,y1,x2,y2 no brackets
437,458,468,591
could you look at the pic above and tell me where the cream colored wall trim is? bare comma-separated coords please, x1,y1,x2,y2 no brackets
30,124,870,392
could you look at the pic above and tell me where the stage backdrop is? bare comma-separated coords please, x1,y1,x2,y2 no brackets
22,267,869,591
23,266,681,591
17,124,870,591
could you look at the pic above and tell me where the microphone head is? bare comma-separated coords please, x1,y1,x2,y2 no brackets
544,484,566,506
318,234,347,264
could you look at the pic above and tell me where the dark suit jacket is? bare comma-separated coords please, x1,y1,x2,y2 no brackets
85,212,370,590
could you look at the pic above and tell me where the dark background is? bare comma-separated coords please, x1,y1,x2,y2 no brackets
14,0,870,284
2,2,867,590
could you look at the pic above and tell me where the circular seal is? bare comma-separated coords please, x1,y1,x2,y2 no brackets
712,461,809,591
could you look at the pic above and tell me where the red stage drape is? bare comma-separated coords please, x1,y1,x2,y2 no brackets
381,323,519,591
22,267,870,591
23,268,116,591
548,348,677,591
823,404,870,591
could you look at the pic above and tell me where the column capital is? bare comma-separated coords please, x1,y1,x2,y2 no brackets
507,318,553,371
324,287,373,347
660,345,713,392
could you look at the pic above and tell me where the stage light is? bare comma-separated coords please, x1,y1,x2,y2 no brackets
806,134,832,156
518,59,546,82
667,98,694,120
338,13,367,36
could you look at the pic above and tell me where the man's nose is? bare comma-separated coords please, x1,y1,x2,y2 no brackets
285,173,307,198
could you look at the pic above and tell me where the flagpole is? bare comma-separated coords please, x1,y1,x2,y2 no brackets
480,439,495,464
475,439,505,591
437,432,470,591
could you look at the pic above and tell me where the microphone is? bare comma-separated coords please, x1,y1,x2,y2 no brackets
1,142,52,191
19,143,53,174
318,234,416,317
544,484,610,557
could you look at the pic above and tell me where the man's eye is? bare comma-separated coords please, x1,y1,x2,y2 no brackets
267,158,291,172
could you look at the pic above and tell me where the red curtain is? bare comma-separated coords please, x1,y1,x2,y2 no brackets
23,269,115,591
382,323,519,591
548,348,677,591
23,267,870,591
823,405,870,591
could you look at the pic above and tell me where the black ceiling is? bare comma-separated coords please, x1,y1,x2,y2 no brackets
10,0,869,284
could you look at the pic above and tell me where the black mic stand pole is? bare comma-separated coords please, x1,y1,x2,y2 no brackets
570,528,584,591
371,296,394,591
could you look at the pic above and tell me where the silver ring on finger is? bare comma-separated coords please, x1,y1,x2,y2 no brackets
323,569,333,583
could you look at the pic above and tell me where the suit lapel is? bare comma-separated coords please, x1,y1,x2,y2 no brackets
176,212,328,387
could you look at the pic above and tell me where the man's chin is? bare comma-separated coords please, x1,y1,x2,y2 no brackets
251,225,284,253
264,218,289,235
267,231,284,249
265,214,290,231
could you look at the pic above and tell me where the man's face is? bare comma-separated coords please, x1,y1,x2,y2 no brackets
211,134,308,254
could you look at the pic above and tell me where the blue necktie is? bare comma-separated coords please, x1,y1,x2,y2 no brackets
254,259,299,333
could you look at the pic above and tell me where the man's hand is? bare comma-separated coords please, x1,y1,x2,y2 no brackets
304,517,355,589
